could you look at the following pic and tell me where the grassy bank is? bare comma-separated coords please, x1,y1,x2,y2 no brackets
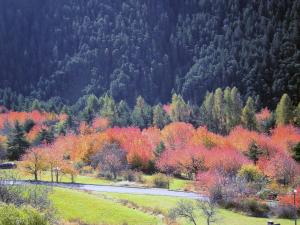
50,188,294,225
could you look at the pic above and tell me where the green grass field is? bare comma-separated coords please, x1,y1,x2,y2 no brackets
102,193,294,225
17,170,112,185
50,188,294,225
51,188,161,225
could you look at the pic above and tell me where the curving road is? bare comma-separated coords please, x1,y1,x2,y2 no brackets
9,180,207,200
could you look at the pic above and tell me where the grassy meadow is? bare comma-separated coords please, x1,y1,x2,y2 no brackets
50,188,294,225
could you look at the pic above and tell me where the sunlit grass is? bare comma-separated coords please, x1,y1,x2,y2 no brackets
103,193,294,225
51,188,161,225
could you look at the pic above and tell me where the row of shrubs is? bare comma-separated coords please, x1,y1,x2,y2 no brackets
0,204,49,225
121,171,170,188
220,197,299,219
98,170,171,188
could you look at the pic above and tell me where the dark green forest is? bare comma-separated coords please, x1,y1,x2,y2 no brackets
0,0,299,108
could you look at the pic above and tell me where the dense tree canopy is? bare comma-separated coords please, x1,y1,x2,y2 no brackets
0,0,299,108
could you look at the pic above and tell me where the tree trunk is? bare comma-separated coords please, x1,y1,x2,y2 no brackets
34,171,38,181
50,167,53,183
56,170,59,183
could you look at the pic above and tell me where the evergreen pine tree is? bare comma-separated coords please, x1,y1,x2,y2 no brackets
116,100,131,127
247,141,262,165
153,104,169,129
275,93,293,125
213,88,226,133
230,87,243,127
170,94,190,122
200,92,214,130
131,96,152,128
293,102,300,126
292,142,300,162
241,97,257,130
100,94,118,126
7,121,30,160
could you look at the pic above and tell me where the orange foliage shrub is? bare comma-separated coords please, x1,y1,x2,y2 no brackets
259,152,299,185
226,126,260,153
191,127,226,149
0,110,58,129
107,127,154,168
142,127,161,150
256,108,271,122
26,124,48,142
204,147,250,175
161,122,195,150
271,125,300,153
156,145,207,175
92,117,110,131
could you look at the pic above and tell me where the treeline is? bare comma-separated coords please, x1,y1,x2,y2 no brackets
0,0,299,106
1,87,299,136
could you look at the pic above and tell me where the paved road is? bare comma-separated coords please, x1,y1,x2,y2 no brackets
8,180,207,200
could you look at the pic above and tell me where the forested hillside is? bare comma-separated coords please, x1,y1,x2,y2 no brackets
0,0,299,107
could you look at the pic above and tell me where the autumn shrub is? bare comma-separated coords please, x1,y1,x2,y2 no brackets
238,165,264,183
150,173,170,188
240,198,270,217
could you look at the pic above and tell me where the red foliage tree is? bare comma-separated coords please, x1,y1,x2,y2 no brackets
156,145,207,177
261,152,299,185
106,127,154,169
161,122,195,150
271,125,300,153
279,187,300,208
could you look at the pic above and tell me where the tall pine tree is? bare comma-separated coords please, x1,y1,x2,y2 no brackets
7,121,30,160
275,93,293,125
241,97,257,131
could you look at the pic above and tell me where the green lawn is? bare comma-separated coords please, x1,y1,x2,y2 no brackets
51,188,161,225
8,168,191,191
7,168,294,225
18,170,111,185
103,193,294,225
142,174,192,191
169,178,193,191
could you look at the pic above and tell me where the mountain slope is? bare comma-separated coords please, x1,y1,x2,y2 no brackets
0,0,299,107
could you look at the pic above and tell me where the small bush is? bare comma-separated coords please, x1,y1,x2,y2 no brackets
209,185,223,203
150,173,170,188
276,205,297,219
122,170,144,183
238,165,264,183
0,204,48,225
80,166,93,175
257,189,277,200
241,198,270,217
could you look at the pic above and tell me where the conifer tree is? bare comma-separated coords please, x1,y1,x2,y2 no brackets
153,104,169,129
200,92,214,130
213,88,226,133
100,94,118,125
170,94,190,122
131,96,152,128
275,93,293,125
7,121,30,160
230,87,243,127
116,100,131,127
292,142,300,162
241,97,257,130
294,102,300,126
